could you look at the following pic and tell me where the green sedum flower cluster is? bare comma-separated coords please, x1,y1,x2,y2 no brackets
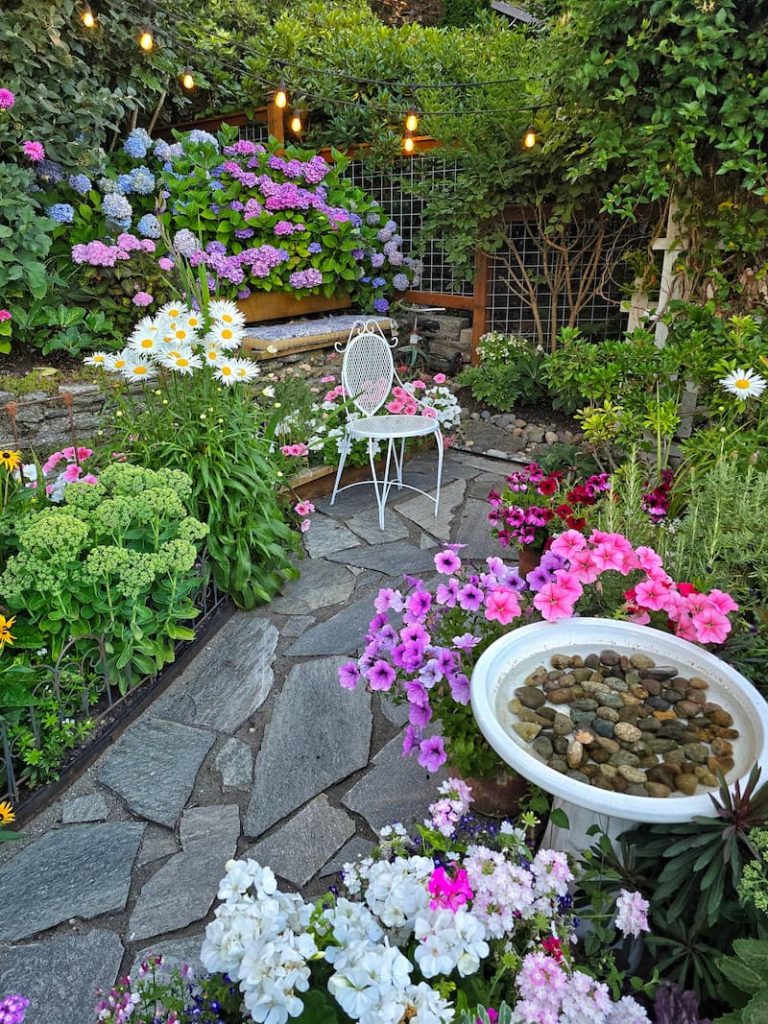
0,463,208,692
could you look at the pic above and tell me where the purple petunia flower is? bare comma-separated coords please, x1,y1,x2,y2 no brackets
418,735,447,772
434,550,461,575
457,583,484,611
453,633,481,650
338,661,360,690
365,660,396,691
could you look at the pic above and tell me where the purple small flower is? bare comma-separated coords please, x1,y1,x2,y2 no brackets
0,88,16,110
158,256,174,271
403,724,420,755
453,633,480,650
449,673,471,705
406,589,432,621
435,577,459,607
308,241,322,254
526,565,554,592
409,701,432,727
434,550,461,575
373,298,390,313
132,291,153,307
457,583,483,611
418,735,447,773
419,659,443,687
339,661,361,690
365,659,396,691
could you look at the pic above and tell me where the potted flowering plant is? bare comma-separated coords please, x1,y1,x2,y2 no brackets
194,781,653,1024
340,535,738,813
488,462,611,574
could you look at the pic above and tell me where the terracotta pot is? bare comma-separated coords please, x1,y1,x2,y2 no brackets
236,289,351,325
460,770,530,819
517,545,543,577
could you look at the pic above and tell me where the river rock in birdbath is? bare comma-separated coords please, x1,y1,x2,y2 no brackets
504,649,740,797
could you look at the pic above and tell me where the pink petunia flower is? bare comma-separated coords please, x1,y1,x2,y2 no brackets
294,500,315,517
707,589,739,616
633,577,671,612
691,606,731,645
549,529,587,559
484,587,521,625
300,519,311,533
533,581,576,622
634,545,664,575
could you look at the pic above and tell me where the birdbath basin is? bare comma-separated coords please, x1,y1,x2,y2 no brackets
471,618,768,855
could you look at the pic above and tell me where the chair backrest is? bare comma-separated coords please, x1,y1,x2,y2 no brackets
340,323,395,417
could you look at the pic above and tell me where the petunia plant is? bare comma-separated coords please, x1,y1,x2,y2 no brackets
340,534,738,779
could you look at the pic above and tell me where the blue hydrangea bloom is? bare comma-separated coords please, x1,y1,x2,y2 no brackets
69,173,92,195
137,213,161,238
36,160,65,184
173,228,200,257
392,273,409,291
129,166,156,195
47,203,75,224
372,276,387,288
373,297,390,313
123,128,152,158
117,173,134,194
308,242,322,254
103,192,132,225
187,129,219,149
153,138,172,161
98,177,120,194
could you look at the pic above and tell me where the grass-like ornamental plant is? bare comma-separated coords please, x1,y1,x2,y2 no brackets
0,462,207,692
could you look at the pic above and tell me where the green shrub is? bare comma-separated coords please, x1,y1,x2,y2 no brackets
458,332,547,411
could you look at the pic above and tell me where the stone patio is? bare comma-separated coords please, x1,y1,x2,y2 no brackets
0,449,516,1024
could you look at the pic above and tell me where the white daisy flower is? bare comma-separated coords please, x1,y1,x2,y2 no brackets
720,367,767,401
202,343,225,366
83,351,109,367
105,350,132,372
215,360,238,385
160,348,202,375
122,359,156,381
209,299,246,327
165,322,199,347
233,358,259,382
128,324,163,354
207,322,244,351
159,300,191,321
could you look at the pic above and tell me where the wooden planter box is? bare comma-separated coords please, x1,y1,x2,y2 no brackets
288,442,432,500
237,290,351,325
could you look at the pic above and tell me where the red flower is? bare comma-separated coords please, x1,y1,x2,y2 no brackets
566,516,587,530
678,582,700,597
542,509,555,523
542,935,564,962
555,503,573,519
537,477,558,496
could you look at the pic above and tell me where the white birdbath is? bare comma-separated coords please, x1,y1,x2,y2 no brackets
471,618,768,856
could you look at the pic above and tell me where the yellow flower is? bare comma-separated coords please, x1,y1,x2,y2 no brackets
0,801,15,826
0,614,15,649
0,450,21,473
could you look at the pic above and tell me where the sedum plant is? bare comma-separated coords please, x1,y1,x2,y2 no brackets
0,462,207,692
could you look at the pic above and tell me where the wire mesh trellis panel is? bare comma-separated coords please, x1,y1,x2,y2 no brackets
0,576,228,809
486,221,628,343
343,155,473,296
238,120,270,144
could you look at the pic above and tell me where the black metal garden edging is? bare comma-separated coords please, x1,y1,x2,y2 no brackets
2,580,235,827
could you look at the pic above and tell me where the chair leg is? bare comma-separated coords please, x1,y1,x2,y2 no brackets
434,430,444,517
395,438,405,489
369,438,387,531
331,433,350,505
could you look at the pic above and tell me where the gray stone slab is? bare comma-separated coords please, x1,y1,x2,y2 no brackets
285,591,379,657
215,737,253,789
380,694,410,728
303,515,360,558
245,658,372,837
405,453,479,481
347,505,410,543
0,822,144,942
271,560,356,615
246,796,355,886
320,836,376,878
0,929,124,1024
154,615,278,734
99,718,215,828
342,733,447,832
324,540,438,577
419,532,438,550
61,792,108,824
396,478,466,542
455,496,502,561
315,485,380,517
280,614,316,637
136,826,179,867
128,804,240,941
131,933,205,981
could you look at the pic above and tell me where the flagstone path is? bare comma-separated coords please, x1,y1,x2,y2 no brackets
0,449,516,1024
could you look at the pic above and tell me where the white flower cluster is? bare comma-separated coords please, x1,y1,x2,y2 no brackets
407,382,462,431
84,299,259,386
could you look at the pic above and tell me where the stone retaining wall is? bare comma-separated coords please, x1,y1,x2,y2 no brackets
0,384,109,452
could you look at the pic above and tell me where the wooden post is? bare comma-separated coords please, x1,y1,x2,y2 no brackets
266,94,285,152
471,249,489,365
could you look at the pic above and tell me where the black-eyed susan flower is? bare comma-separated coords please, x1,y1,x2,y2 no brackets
0,800,15,826
0,614,16,649
0,450,21,473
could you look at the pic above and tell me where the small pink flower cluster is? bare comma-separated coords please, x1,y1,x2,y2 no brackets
22,140,45,162
72,235,155,267
427,777,473,836
428,865,473,911
294,499,314,533
0,310,11,322
324,384,346,403
614,888,650,938
39,446,98,499
515,951,613,1023
0,88,15,110
281,443,310,457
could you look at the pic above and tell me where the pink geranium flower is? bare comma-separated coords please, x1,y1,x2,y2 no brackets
533,581,576,622
22,140,45,162
428,866,473,911
484,587,521,625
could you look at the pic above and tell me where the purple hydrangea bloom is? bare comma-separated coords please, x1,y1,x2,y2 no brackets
69,173,91,195
308,241,322,254
173,228,200,257
373,297,390,313
370,252,386,268
47,203,74,224
289,268,323,289
393,272,409,291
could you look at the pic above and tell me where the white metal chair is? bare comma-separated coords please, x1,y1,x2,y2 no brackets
330,319,444,530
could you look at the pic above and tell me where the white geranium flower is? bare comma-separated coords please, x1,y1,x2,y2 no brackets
720,367,767,400
406,982,455,1024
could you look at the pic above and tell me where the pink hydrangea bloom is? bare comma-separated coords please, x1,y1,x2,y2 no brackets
0,309,11,322
132,291,153,307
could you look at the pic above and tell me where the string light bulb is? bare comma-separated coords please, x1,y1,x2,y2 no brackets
80,3,96,28
274,83,288,109
523,127,537,149
290,112,303,133
138,26,154,52
403,131,415,155
180,67,196,91
405,107,419,133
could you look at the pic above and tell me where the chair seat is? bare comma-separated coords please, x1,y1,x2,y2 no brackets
348,414,440,440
